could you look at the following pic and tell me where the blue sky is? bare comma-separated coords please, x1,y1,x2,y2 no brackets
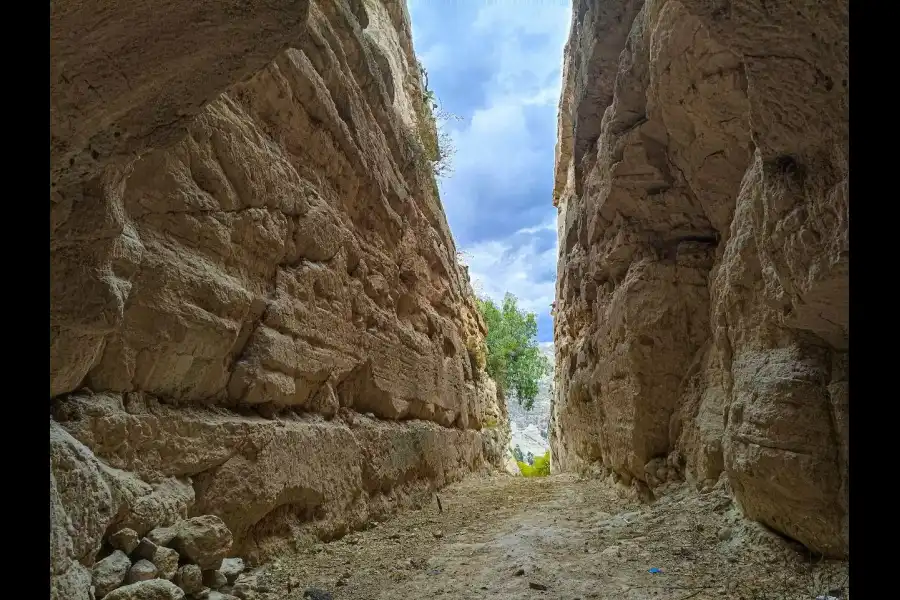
408,0,571,344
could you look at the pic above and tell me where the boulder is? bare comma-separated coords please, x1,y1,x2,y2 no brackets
219,558,245,584
208,592,240,600
168,516,233,570
153,546,180,581
119,478,195,537
174,565,204,595
101,579,186,600
91,550,131,597
109,529,141,554
125,559,158,584
203,570,228,590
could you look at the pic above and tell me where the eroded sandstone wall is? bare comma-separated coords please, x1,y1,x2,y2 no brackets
550,0,847,558
50,1,508,597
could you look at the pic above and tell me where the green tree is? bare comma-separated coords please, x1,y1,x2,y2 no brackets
476,293,551,410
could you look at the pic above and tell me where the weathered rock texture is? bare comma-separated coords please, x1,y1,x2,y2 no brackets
50,1,508,598
550,0,848,558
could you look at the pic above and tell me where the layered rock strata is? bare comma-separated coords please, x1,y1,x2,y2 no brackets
550,0,848,558
50,1,508,598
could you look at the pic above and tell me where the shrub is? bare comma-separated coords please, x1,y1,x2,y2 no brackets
517,451,551,477
417,60,461,180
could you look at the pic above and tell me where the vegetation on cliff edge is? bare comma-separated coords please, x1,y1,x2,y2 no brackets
418,61,460,179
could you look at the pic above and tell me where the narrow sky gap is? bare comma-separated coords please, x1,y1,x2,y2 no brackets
408,0,572,343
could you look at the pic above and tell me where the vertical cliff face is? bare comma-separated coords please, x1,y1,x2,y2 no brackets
50,1,508,597
551,0,847,558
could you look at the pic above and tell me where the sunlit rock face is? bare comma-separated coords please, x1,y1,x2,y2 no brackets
550,0,847,558
50,1,509,597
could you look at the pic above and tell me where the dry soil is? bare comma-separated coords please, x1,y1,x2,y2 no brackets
256,474,849,600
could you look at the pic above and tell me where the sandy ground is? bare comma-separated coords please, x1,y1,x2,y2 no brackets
252,473,849,600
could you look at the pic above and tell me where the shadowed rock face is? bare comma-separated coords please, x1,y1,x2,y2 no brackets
50,0,313,196
550,0,847,558
50,1,508,597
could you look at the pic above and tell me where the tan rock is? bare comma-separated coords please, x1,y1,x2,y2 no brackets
50,0,506,578
91,550,131,597
153,545,181,581
109,528,141,555
102,579,186,600
174,565,204,595
551,0,847,558
54,392,498,559
120,478,195,537
50,0,312,197
166,516,233,571
126,559,158,584
50,420,143,600
203,569,228,590
219,558,245,585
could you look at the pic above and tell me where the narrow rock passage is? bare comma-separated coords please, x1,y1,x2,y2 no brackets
255,474,849,600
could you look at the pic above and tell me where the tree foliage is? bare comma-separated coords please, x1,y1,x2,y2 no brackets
477,293,551,410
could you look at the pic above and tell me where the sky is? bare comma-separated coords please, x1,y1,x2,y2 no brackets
408,0,572,343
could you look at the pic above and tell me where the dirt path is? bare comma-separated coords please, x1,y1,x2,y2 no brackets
254,474,849,600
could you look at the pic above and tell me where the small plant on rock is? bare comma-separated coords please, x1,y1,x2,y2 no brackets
417,60,462,179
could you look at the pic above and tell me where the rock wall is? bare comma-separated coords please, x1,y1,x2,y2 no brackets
550,0,847,558
50,1,508,597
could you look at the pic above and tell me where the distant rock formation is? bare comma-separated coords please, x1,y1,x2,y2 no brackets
508,346,554,433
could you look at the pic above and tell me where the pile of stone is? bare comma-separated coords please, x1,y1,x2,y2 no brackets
90,514,259,600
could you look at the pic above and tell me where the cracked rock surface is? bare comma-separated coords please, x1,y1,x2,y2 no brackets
550,0,848,558
50,1,508,598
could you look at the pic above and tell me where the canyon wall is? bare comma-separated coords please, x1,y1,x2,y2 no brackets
550,0,848,558
50,1,508,598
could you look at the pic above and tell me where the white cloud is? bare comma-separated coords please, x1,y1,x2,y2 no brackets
515,219,556,235
410,1,571,342
463,235,557,318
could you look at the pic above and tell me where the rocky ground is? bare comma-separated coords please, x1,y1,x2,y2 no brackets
253,474,849,600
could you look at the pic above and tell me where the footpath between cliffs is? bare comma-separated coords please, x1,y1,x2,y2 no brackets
251,474,849,600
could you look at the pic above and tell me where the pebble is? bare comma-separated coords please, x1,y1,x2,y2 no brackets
514,568,525,576
303,588,333,600
601,546,619,557
718,527,733,541
529,582,548,590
